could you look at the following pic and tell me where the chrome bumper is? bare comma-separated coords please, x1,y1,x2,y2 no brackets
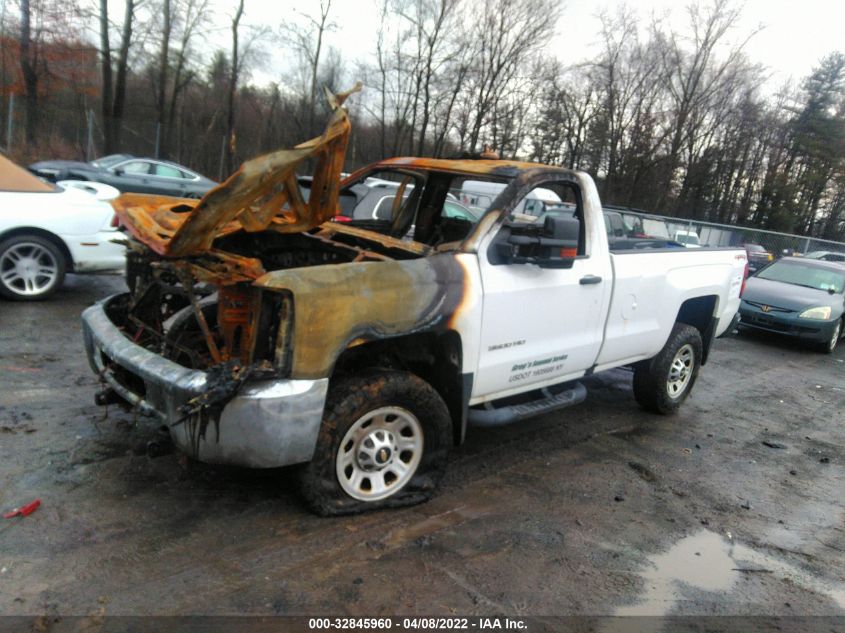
81,294,328,468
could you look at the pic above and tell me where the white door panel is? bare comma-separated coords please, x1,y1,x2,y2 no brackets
474,250,612,399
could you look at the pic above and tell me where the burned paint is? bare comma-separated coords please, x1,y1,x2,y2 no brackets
315,223,432,257
254,254,466,379
113,83,362,259
343,157,542,182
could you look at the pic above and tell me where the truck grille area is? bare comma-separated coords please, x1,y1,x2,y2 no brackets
99,350,148,399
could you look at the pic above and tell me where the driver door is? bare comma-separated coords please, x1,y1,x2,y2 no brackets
472,181,612,400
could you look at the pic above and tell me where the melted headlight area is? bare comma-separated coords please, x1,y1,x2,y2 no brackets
118,245,285,373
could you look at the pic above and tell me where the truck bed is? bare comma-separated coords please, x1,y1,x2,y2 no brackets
592,246,746,370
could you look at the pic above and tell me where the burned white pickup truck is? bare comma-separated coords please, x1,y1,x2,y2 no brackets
82,88,748,514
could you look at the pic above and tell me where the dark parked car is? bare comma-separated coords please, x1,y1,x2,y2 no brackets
738,257,845,353
744,243,774,273
29,155,217,198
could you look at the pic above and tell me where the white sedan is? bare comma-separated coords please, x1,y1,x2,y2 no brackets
0,155,126,300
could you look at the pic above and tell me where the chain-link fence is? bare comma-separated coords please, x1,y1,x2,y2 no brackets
604,205,845,258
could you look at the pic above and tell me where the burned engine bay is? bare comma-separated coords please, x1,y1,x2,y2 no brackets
113,225,428,375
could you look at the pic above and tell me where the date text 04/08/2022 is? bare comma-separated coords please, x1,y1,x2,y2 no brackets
307,617,527,630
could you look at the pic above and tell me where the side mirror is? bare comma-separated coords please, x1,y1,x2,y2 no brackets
112,167,124,176
497,215,580,268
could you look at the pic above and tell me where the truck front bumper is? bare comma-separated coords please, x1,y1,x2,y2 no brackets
81,294,328,468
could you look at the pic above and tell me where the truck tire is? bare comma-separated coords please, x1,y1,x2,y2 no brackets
299,370,452,516
633,323,703,414
0,234,66,300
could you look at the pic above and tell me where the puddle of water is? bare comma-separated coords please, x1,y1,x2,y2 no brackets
617,529,845,616
616,531,737,616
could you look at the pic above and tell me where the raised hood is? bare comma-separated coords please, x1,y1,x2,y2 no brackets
112,84,361,258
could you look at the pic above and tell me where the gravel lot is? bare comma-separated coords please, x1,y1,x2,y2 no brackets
0,273,843,619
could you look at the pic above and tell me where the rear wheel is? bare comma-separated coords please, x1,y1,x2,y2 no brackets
633,323,703,414
299,370,451,516
0,235,66,300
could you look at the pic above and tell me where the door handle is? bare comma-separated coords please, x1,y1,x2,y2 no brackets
579,275,602,285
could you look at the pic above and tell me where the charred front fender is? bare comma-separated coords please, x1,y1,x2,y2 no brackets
254,254,468,379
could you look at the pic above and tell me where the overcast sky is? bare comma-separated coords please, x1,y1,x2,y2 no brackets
223,0,843,92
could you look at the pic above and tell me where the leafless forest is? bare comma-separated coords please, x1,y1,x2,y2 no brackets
2,0,845,239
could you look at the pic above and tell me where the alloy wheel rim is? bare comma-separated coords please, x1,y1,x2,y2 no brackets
666,344,694,399
336,406,423,501
0,242,59,296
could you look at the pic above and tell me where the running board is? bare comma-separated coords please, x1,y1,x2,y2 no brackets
468,382,587,427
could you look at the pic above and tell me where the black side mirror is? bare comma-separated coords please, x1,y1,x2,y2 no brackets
112,167,124,176
543,215,579,241
497,215,580,268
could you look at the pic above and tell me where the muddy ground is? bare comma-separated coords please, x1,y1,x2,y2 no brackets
0,274,843,620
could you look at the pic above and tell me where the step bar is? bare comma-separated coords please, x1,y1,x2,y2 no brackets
468,382,587,427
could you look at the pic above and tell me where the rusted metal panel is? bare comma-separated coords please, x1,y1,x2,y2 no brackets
154,250,265,285
113,83,362,259
342,157,566,183
217,284,260,364
315,223,432,256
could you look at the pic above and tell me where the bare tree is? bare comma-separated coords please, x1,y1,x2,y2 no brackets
100,0,138,153
459,0,560,153
396,0,459,154
223,0,244,177
146,0,211,158
530,64,598,169
154,0,172,156
14,0,85,147
281,0,336,136
18,0,37,144
653,0,759,210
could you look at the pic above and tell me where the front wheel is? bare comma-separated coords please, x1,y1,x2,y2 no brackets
299,370,452,516
633,323,703,414
0,235,67,300
820,319,842,354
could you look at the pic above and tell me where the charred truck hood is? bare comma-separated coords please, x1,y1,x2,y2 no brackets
113,84,362,262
